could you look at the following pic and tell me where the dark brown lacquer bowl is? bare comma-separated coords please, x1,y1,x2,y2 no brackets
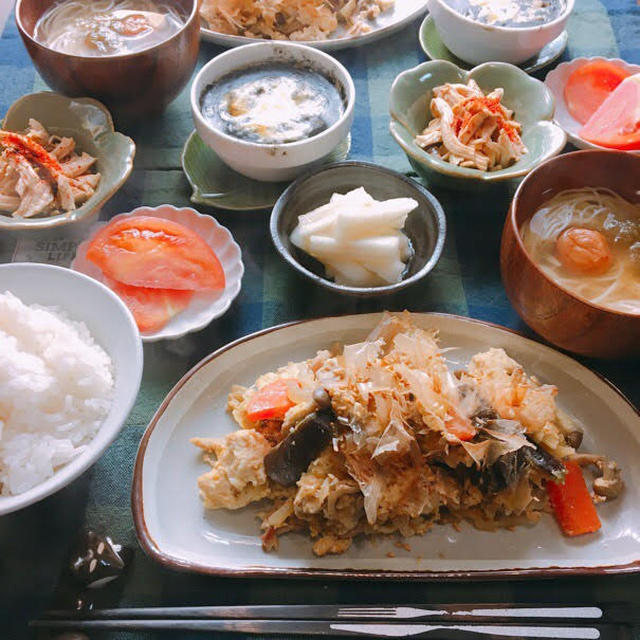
16,0,200,122
501,149,640,359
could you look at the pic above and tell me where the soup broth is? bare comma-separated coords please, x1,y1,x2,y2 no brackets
446,0,565,28
521,188,640,315
200,63,344,145
34,0,185,57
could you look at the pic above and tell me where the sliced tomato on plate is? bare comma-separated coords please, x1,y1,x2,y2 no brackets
86,216,226,291
580,74,640,150
245,379,299,422
107,278,194,333
564,61,630,125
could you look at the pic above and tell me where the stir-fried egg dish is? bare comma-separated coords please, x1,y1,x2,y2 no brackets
193,313,622,556
414,80,528,171
0,119,100,218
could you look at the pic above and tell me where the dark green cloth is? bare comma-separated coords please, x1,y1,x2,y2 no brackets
1,0,639,638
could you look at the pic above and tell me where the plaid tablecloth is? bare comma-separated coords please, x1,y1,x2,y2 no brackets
1,1,639,638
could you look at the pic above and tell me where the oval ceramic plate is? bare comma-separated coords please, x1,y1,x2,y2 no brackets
545,57,640,151
0,92,135,231
71,206,243,342
182,132,351,211
418,16,568,75
133,312,640,579
200,0,428,50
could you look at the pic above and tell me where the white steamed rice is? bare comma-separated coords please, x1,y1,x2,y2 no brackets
0,291,114,496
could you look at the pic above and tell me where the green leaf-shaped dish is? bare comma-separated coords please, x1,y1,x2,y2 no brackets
389,60,567,189
181,131,351,212
1,92,135,230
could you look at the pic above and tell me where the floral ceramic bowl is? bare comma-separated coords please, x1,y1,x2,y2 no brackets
0,92,135,231
389,60,566,189
72,205,244,342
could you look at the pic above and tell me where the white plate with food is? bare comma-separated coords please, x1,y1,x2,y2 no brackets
545,57,640,152
132,312,639,579
72,205,244,342
199,0,429,50
0,262,143,515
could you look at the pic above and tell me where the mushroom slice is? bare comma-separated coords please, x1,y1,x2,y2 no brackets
556,409,584,449
570,453,624,501
264,408,334,487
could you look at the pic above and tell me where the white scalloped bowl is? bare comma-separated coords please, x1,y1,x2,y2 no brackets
72,206,244,342
545,57,640,151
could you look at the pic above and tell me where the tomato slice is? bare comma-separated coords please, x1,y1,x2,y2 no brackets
547,461,601,536
444,407,476,441
564,61,630,125
87,216,226,291
580,74,640,150
107,278,194,333
245,379,299,422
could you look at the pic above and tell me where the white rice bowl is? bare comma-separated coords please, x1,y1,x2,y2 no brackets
0,291,114,496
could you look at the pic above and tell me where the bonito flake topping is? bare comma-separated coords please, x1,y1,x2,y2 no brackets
193,312,622,555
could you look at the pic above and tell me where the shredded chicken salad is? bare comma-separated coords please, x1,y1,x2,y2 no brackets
200,0,394,41
0,119,100,218
192,313,622,556
414,80,528,171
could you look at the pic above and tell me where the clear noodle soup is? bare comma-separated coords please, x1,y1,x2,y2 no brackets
521,188,640,315
34,0,185,57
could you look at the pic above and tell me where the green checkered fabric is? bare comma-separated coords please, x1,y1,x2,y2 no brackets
1,1,639,638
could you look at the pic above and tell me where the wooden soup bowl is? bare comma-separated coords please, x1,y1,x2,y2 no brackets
16,0,200,123
501,149,640,359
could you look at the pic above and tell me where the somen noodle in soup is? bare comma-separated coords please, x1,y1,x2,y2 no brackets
34,0,185,57
521,188,640,315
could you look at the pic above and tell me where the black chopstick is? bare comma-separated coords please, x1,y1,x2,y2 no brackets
40,603,640,624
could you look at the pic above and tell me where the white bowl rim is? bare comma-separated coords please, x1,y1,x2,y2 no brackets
0,262,143,515
428,0,575,34
190,41,356,151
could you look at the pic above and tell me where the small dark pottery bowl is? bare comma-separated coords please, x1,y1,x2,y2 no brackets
270,161,446,297
16,0,200,122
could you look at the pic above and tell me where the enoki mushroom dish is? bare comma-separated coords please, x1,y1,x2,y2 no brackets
192,313,622,556
0,119,100,218
414,80,528,171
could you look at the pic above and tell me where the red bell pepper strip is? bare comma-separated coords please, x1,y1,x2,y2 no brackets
547,461,601,536
245,379,299,422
